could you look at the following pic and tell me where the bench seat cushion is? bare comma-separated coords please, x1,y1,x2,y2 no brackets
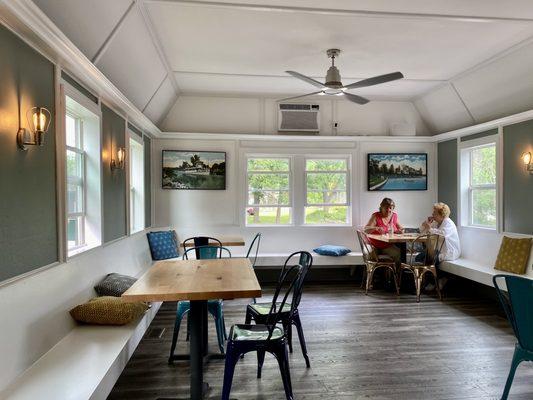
70,297,149,325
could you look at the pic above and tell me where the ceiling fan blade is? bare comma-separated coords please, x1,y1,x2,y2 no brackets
342,92,370,105
286,71,326,89
343,72,404,90
278,91,323,102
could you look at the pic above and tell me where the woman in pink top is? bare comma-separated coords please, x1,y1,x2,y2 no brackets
365,197,404,265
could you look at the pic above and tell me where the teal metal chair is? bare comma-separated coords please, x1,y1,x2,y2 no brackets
493,274,533,400
168,244,231,362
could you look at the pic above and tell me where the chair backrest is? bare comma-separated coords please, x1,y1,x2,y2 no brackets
183,245,232,260
183,236,223,259
246,233,262,268
279,251,313,310
356,230,378,263
265,264,304,341
406,233,444,266
493,274,533,351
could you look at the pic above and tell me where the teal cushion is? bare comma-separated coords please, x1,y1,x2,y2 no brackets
231,325,283,341
313,245,351,256
250,302,291,315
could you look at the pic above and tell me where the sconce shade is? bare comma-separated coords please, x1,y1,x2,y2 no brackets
18,106,52,150
522,151,531,165
111,147,126,170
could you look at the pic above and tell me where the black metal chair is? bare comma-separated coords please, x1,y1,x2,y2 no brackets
246,233,262,303
169,244,231,360
244,251,313,367
222,264,303,400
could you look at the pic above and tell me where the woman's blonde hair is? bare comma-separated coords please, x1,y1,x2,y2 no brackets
379,197,395,212
433,202,451,218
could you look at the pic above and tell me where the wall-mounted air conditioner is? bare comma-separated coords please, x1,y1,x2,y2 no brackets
278,104,320,134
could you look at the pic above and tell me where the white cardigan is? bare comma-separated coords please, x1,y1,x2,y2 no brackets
420,217,461,262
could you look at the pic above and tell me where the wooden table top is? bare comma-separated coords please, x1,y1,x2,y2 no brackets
122,258,261,302
367,233,420,243
180,235,245,248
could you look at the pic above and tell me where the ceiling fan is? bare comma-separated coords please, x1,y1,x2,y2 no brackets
279,49,404,105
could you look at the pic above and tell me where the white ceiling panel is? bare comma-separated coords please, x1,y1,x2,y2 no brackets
174,72,442,99
95,6,168,110
148,2,533,81
175,0,533,20
143,76,177,125
34,0,133,60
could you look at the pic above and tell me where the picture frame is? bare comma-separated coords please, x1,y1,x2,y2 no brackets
162,150,226,190
367,153,427,191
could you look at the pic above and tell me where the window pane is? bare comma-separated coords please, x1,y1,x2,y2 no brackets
472,146,496,185
472,189,496,227
66,150,83,178
305,206,348,224
67,216,83,249
248,173,289,190
246,207,291,224
247,158,289,172
307,191,346,205
248,190,290,206
306,159,346,171
66,115,78,148
306,172,346,191
67,184,83,213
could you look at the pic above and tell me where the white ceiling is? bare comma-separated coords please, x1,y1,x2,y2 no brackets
32,0,533,130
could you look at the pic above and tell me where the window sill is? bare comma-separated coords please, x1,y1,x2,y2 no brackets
68,242,101,259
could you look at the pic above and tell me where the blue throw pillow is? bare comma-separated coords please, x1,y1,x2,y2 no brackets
146,231,180,260
313,245,351,257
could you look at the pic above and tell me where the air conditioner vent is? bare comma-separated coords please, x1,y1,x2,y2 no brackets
278,104,320,133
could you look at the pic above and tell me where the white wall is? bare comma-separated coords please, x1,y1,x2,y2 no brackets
161,95,431,136
0,232,153,391
153,136,437,254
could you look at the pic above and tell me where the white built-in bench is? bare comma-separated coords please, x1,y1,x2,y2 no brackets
440,258,533,287
254,251,363,274
1,302,161,400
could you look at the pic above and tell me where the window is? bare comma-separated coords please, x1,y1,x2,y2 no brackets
305,158,350,224
129,135,145,233
461,142,497,229
66,113,85,249
64,90,101,257
246,157,291,225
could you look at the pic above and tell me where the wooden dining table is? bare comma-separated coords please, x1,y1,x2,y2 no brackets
367,232,420,262
122,258,261,400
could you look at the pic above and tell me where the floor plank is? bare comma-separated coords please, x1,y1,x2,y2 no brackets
109,283,532,399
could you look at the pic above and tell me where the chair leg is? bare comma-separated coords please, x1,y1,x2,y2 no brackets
213,315,225,354
360,267,366,289
390,267,400,295
432,268,442,300
257,349,266,378
274,344,294,400
501,346,524,400
286,322,293,353
245,308,252,325
293,313,311,368
413,270,422,302
168,310,185,362
221,345,240,400
365,266,373,295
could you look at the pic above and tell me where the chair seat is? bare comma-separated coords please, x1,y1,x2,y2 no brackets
231,324,284,341
401,262,435,269
377,254,394,262
249,302,292,315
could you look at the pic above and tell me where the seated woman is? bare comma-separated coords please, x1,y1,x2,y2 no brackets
419,202,460,265
365,197,404,265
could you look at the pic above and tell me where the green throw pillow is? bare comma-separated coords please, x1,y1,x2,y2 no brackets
70,296,148,325
494,236,532,275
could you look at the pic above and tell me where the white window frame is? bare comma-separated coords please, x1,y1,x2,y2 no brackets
245,156,293,226
66,111,86,251
459,136,498,231
304,156,351,226
128,133,145,234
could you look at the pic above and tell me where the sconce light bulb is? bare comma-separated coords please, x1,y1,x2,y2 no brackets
33,108,47,133
522,151,531,165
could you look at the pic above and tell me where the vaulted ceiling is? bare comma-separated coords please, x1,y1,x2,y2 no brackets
33,0,533,133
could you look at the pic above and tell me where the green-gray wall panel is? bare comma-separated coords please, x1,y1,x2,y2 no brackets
144,135,152,228
460,128,498,142
503,121,533,234
102,104,127,242
60,71,98,104
0,24,58,281
437,139,458,222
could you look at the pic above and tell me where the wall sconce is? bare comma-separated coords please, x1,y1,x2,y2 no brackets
111,147,126,171
521,151,533,174
17,107,52,150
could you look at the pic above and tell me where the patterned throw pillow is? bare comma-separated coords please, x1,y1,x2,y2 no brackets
94,273,137,297
146,230,180,260
70,297,148,325
494,236,532,274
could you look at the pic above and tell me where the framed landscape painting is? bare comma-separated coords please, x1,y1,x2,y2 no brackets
368,153,427,191
162,150,226,190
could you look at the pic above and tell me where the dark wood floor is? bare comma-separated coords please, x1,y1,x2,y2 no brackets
109,283,533,399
